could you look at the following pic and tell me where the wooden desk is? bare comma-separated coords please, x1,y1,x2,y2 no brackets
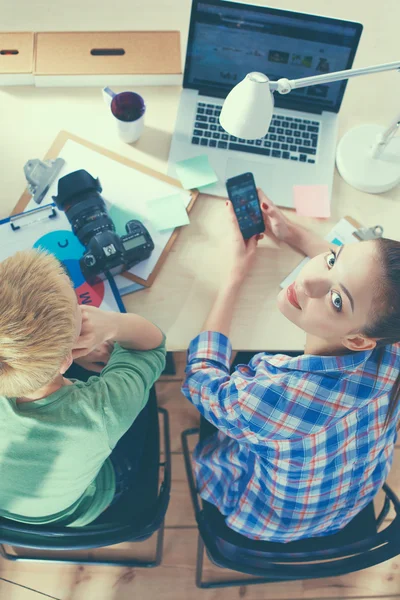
0,0,399,350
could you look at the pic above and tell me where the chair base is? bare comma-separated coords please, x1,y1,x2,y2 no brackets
0,520,165,568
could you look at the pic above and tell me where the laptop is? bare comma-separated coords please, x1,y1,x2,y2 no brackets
168,0,363,207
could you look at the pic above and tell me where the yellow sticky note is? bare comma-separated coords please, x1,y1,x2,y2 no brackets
293,184,331,218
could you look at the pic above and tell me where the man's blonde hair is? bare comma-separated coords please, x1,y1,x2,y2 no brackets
0,250,77,398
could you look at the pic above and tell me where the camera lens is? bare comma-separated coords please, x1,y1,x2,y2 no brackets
53,168,151,283
53,170,115,247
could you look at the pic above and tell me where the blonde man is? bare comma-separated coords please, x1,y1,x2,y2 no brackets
0,249,166,526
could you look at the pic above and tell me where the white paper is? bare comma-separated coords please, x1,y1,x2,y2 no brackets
114,274,145,296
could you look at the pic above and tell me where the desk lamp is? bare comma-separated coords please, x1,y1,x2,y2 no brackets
220,61,400,193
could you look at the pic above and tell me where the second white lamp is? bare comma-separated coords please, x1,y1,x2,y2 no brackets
219,62,400,193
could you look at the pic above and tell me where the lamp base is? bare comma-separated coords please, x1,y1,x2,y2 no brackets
336,124,400,193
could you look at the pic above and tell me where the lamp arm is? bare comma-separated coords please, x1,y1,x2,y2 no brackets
268,61,400,94
371,110,400,159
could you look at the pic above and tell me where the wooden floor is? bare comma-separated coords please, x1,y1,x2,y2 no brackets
1,354,400,600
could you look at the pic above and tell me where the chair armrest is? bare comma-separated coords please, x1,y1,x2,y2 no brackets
157,407,172,508
383,483,400,516
181,428,203,519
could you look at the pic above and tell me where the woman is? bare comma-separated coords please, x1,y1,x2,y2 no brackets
182,190,400,543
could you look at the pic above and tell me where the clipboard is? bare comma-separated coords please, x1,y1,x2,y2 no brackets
13,130,199,288
280,215,384,289
344,215,361,231
0,203,126,313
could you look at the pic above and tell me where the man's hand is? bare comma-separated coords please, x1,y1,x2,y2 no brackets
73,342,114,372
72,306,117,360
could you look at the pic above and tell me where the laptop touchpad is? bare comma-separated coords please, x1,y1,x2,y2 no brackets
225,158,294,209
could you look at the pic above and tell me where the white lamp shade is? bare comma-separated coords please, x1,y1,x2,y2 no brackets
219,72,274,140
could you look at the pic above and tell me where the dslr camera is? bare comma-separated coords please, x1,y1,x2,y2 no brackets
53,169,154,283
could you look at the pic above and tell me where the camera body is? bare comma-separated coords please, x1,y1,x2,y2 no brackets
53,169,154,283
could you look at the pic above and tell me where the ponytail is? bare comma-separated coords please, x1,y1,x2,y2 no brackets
364,239,400,429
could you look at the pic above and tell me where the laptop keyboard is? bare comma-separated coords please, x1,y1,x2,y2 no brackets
191,101,320,164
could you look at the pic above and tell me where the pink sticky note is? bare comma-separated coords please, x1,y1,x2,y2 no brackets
293,184,331,218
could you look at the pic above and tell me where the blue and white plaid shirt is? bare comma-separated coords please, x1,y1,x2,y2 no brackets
182,332,400,542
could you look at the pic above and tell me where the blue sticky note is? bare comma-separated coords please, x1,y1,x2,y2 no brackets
147,193,190,231
175,155,218,190
109,205,143,236
331,237,343,246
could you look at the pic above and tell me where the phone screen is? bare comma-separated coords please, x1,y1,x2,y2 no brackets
226,173,265,239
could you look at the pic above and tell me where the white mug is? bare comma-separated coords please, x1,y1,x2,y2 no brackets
103,87,146,144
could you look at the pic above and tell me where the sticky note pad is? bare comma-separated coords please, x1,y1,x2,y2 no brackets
175,155,218,190
147,193,190,231
293,184,331,218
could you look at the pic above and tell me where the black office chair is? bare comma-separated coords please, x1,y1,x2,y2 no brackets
182,423,400,589
0,389,171,568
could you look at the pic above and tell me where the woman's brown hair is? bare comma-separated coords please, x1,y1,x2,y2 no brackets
362,238,400,428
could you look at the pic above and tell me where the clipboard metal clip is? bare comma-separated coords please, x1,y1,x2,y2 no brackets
353,225,384,241
10,204,58,231
24,158,65,205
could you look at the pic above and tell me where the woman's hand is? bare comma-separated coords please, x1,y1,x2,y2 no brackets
258,188,293,245
258,188,333,257
72,306,117,360
223,200,263,285
73,342,114,373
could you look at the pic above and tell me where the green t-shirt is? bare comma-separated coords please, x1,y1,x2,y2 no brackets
0,338,166,527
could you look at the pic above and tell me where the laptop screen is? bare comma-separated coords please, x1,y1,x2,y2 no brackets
183,0,363,113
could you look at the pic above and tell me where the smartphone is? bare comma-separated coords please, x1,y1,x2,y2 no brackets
226,172,265,240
